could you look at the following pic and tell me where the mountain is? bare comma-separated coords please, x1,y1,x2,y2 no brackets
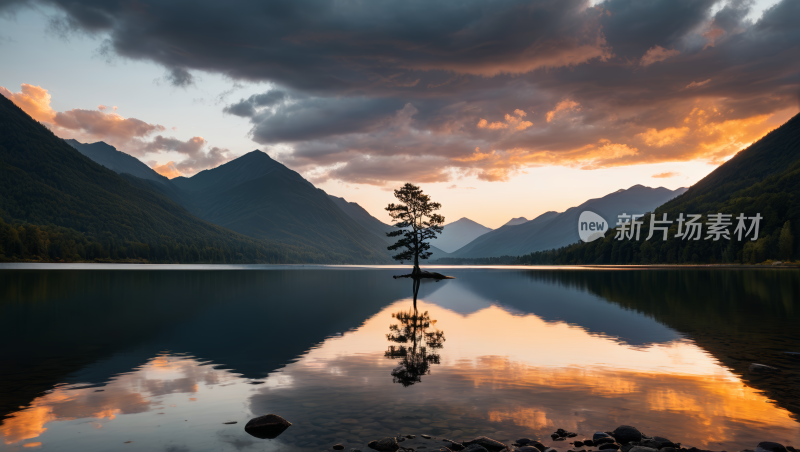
449,185,687,258
434,217,492,253
521,112,800,264
503,217,528,227
329,195,394,239
449,211,559,258
0,94,317,263
65,139,169,185
163,152,392,263
328,195,451,260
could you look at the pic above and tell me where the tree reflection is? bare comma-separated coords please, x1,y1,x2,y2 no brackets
384,280,445,386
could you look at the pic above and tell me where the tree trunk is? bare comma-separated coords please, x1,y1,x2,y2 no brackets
413,252,420,275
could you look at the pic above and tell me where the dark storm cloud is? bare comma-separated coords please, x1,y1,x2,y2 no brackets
224,90,287,117
5,0,799,184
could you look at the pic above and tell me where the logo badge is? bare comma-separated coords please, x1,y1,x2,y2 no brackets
578,211,607,242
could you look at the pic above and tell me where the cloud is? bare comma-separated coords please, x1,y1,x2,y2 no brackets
636,127,689,147
4,0,799,185
223,90,286,117
546,100,580,122
152,161,182,179
0,84,56,123
652,171,680,178
640,45,681,66
164,67,195,87
477,110,532,131
1,84,164,154
2,83,231,175
685,79,711,89
144,135,234,175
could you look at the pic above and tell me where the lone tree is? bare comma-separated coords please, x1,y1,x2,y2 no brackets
386,183,445,276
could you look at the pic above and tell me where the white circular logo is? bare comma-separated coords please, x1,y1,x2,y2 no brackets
578,211,607,242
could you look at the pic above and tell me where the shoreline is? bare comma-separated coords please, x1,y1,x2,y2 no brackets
349,425,796,452
0,261,797,270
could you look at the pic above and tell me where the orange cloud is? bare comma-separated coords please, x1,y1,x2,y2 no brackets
640,45,680,66
0,84,164,147
477,109,532,131
504,112,533,131
652,171,680,178
545,99,580,122
477,118,508,130
636,127,690,147
152,161,183,179
0,84,56,123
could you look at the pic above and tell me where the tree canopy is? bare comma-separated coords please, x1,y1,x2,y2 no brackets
385,183,444,272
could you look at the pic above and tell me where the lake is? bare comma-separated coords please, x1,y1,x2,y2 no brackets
1,265,799,452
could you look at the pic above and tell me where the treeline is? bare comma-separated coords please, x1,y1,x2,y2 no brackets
0,216,325,264
517,219,794,265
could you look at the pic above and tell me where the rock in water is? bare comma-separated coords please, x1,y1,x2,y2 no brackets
334,445,345,450
756,442,788,452
244,414,292,439
749,364,780,374
599,444,620,450
517,439,534,446
595,438,616,446
584,440,595,447
462,437,507,451
594,433,612,441
613,426,643,444
529,441,547,451
368,438,400,452
519,447,540,452
462,445,490,452
628,447,658,452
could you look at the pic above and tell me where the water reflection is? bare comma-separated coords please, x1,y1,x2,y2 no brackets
385,309,445,387
0,267,799,452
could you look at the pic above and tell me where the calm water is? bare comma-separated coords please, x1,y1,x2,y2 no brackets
1,265,799,452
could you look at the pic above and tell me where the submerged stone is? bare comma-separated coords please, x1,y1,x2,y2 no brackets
244,414,292,439
462,445,489,452
613,426,643,444
368,437,400,452
462,437,507,451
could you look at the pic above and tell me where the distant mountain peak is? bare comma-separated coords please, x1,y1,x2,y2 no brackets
446,217,489,228
502,217,528,227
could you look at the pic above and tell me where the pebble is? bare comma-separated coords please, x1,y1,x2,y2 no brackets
423,435,432,439
574,441,585,447
594,433,612,441
599,444,620,451
334,445,345,450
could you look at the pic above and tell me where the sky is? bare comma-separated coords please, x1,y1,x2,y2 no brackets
0,0,797,228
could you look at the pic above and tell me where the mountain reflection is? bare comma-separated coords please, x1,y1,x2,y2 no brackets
2,268,800,451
